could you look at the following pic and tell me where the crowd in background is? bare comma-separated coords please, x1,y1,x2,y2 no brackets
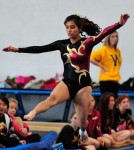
57,93,134,150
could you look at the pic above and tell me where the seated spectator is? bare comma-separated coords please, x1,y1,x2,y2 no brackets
56,112,79,149
79,96,111,149
0,96,25,147
114,94,134,131
99,92,134,148
8,98,41,143
56,112,96,150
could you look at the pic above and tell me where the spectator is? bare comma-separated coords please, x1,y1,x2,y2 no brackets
90,31,122,97
99,92,134,148
79,96,111,149
8,98,41,143
56,112,96,150
0,96,25,147
113,94,134,131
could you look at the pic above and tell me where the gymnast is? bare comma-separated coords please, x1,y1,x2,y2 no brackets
3,13,130,142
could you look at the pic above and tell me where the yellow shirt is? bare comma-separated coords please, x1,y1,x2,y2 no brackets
90,45,122,82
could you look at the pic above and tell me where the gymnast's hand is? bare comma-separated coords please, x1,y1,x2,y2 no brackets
24,110,36,121
119,14,130,25
3,46,19,52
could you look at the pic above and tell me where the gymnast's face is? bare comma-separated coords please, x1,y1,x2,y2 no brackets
65,20,81,39
109,32,118,47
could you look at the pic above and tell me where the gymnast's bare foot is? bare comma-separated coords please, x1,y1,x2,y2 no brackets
24,110,36,121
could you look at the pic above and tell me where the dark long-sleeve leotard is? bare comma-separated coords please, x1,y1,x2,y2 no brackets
19,22,122,98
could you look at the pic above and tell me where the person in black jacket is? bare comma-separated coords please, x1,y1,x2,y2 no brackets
56,112,96,150
56,112,79,149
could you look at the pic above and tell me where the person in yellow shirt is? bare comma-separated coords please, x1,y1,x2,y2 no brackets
90,31,122,97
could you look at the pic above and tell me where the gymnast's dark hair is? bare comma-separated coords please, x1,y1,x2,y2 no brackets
64,14,102,37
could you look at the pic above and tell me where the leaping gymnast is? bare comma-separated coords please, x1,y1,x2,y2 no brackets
3,14,129,142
